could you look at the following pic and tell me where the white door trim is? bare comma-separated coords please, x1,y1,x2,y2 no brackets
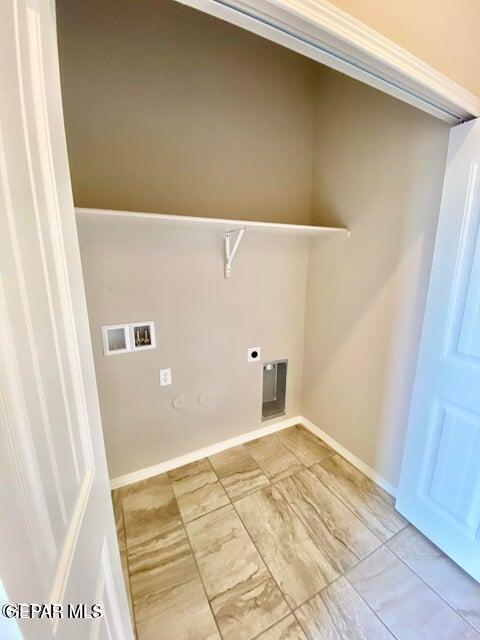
0,2,132,635
176,0,480,123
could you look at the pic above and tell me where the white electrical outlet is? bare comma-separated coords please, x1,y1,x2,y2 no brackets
160,368,172,386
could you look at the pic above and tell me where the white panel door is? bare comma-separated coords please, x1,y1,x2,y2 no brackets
0,1,133,638
397,118,480,580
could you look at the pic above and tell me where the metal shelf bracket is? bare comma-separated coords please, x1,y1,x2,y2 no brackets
224,227,246,278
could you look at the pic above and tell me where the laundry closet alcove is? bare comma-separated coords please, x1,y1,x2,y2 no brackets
60,0,450,494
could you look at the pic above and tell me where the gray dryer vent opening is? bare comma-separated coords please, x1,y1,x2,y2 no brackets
262,359,287,421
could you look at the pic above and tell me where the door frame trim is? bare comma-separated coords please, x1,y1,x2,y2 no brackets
176,0,480,123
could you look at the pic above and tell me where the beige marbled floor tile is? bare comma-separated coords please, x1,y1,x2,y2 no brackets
209,445,270,500
122,473,182,548
137,613,220,640
168,458,229,522
276,425,334,467
311,455,406,542
244,435,303,482
128,524,193,621
255,615,307,640
111,490,135,629
128,523,219,640
186,504,289,640
295,576,394,640
347,546,479,639
235,485,339,608
134,587,220,640
274,468,381,573
387,525,480,632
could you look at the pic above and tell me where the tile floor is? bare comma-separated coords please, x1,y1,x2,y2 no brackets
112,425,480,640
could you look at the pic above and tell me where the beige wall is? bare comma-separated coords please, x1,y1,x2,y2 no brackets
329,0,480,97
59,0,314,479
57,0,317,225
77,214,308,478
303,69,449,487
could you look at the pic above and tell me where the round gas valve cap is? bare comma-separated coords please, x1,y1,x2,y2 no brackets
172,393,187,410
198,390,212,408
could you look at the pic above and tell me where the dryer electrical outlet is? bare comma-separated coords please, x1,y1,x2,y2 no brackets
248,346,262,362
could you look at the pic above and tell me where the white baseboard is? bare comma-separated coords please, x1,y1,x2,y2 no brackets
110,414,397,497
300,417,397,497
110,414,302,490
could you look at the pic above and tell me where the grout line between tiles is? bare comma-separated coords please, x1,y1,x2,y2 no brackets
208,446,273,502
273,428,336,469
344,557,402,640
117,478,224,637
272,429,304,461
209,445,304,618
171,476,226,640
212,465,272,506
229,496,294,617
296,570,346,611
203,457,297,632
240,445,277,484
279,528,389,614
305,457,407,543
177,457,291,640
264,461,387,562
288,562,398,640
275,429,396,537
243,432,306,482
290,570,348,637
179,497,231,525
386,537,480,635
249,613,294,640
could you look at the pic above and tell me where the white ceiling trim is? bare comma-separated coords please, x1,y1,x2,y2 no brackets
176,0,480,124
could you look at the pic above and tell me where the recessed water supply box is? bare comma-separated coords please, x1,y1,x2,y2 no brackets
262,359,287,420
101,320,155,355
101,324,131,355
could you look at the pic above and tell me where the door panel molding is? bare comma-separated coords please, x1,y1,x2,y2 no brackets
397,119,480,580
50,470,94,627
420,399,480,537
0,278,56,586
0,109,67,537
17,3,84,487
443,162,480,361
22,0,96,479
